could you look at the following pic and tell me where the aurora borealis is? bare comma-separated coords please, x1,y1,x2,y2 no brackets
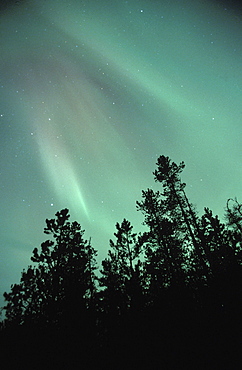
1,0,242,309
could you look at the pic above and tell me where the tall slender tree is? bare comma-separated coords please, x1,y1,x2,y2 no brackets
99,219,144,316
137,188,187,296
153,155,211,279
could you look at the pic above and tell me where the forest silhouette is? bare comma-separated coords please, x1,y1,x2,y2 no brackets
1,155,242,369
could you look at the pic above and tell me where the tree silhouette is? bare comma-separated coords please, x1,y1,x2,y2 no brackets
153,155,211,279
99,219,144,317
225,197,242,233
2,156,242,368
3,208,97,328
136,156,213,307
137,188,186,293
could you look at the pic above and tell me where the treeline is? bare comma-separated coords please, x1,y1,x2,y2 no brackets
1,155,242,369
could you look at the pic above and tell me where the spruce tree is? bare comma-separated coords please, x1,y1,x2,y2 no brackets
3,209,97,328
99,219,144,316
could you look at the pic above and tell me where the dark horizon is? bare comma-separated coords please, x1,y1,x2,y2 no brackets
2,156,242,368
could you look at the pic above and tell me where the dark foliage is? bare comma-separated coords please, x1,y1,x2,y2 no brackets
1,155,242,369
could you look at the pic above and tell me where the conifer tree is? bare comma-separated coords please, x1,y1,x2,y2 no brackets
136,188,186,297
225,198,242,233
99,219,144,316
3,209,97,328
153,155,211,280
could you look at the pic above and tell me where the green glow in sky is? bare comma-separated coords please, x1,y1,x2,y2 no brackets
1,0,242,308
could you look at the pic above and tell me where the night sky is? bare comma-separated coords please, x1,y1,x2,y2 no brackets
1,0,242,311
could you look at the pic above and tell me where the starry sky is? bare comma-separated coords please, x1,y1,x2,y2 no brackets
1,0,242,310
